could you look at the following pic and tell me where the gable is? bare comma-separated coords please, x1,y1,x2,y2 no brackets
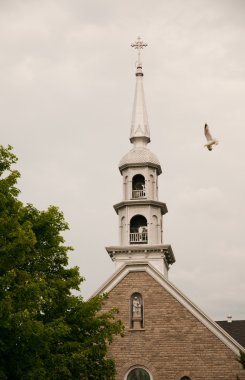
94,263,244,355
100,268,245,379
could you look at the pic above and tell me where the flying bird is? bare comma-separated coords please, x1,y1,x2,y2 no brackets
204,123,219,151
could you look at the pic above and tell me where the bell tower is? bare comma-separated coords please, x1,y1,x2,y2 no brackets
106,37,175,277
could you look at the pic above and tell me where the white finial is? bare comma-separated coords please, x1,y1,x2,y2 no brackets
227,315,232,323
131,36,148,66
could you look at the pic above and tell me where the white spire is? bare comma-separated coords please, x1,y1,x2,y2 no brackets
130,37,150,147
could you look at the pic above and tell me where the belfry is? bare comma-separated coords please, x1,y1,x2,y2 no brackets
93,38,245,380
106,36,175,277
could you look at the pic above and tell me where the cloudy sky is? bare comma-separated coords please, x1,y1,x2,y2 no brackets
1,0,245,320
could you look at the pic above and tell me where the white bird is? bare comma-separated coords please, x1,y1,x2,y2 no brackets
204,123,219,151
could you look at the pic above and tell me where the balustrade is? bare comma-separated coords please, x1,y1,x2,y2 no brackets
130,232,148,243
132,189,146,199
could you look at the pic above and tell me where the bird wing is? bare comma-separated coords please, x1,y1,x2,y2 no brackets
204,124,213,141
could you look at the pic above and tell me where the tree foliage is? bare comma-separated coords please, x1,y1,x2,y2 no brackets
0,145,123,380
237,350,245,369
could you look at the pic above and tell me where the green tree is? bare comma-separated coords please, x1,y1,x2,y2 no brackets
237,350,245,369
0,145,123,380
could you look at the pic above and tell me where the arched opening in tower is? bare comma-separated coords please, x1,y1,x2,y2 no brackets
132,174,145,198
130,215,148,244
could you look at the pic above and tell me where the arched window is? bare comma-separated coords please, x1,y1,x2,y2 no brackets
130,292,143,328
180,377,191,380
130,215,148,244
132,174,145,199
127,367,151,380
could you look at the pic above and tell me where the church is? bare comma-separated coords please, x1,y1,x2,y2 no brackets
92,38,245,380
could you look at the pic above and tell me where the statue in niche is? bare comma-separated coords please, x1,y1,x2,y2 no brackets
132,295,142,318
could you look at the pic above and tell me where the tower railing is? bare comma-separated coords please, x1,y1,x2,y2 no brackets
130,232,148,243
132,189,146,199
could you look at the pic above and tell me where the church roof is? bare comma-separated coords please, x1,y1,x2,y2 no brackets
119,147,162,174
216,320,245,348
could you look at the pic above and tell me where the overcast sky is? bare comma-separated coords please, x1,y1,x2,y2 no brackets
1,0,245,320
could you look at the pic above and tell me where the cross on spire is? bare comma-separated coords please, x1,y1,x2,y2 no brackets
131,36,148,66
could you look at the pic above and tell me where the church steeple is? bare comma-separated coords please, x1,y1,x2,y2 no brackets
130,37,150,146
106,38,175,276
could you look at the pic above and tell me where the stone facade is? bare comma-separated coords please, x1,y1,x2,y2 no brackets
102,270,245,380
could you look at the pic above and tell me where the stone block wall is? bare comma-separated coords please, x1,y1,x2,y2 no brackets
102,270,245,380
